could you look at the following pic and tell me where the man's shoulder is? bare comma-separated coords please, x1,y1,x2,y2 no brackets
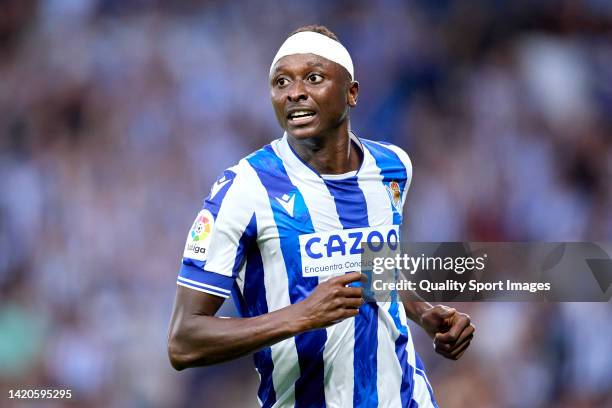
211,140,282,196
239,138,291,176
220,141,277,177
360,138,412,173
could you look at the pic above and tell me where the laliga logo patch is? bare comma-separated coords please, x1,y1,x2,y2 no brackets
386,181,402,212
184,209,214,261
191,212,212,242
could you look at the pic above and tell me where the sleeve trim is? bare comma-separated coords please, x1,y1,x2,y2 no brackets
178,263,235,292
177,276,231,294
176,281,230,299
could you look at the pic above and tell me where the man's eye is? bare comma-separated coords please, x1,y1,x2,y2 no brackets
308,74,323,83
277,78,288,87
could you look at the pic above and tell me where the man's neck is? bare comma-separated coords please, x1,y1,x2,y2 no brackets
286,125,362,175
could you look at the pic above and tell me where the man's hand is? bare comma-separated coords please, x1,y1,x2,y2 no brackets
419,305,475,360
293,272,365,331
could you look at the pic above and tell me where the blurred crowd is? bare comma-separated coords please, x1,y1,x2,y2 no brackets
0,0,611,407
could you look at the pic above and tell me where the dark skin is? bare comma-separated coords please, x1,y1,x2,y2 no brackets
167,53,475,370
270,54,360,175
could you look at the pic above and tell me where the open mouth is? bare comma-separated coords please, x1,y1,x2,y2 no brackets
287,110,316,124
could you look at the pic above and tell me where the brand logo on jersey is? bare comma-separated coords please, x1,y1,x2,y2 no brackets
210,175,232,200
275,193,295,217
184,209,214,261
386,181,402,212
299,225,399,277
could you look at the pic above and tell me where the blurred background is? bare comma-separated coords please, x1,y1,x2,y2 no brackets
1,0,611,407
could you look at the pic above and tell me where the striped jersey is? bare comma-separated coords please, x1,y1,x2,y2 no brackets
177,133,438,408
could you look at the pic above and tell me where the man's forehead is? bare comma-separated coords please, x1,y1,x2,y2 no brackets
271,53,337,75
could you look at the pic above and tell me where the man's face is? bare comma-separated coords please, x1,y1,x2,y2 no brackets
270,53,358,139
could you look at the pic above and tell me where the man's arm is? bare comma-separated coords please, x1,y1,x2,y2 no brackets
401,292,475,361
167,272,364,370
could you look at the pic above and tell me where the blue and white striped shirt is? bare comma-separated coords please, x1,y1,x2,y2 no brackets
178,133,437,408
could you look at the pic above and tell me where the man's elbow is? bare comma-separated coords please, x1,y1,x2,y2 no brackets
167,334,216,370
168,332,213,370
167,336,190,371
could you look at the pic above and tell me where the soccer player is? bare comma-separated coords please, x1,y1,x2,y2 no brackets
168,25,475,408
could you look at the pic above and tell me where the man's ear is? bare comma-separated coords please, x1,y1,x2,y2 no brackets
348,81,359,107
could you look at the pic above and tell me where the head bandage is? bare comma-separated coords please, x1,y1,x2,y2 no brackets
270,31,354,80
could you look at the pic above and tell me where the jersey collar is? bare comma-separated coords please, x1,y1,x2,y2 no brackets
275,131,366,181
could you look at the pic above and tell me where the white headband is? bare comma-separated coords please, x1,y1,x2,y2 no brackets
270,31,354,79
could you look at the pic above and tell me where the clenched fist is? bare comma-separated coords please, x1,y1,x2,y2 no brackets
420,305,475,360
294,272,365,331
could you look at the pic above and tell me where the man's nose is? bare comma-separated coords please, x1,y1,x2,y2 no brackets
287,80,307,102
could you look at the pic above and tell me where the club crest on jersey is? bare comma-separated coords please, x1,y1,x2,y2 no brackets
385,181,402,212
184,209,214,261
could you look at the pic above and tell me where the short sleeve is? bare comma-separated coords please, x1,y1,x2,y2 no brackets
177,161,257,298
